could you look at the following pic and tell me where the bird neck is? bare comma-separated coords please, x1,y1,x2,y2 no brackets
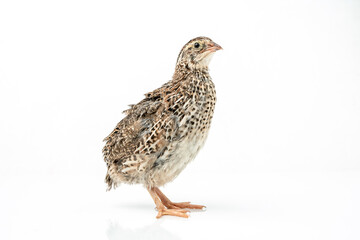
172,63,209,81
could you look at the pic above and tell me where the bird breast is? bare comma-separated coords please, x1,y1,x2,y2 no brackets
146,77,216,187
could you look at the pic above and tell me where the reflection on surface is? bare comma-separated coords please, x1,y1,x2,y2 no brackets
106,220,180,240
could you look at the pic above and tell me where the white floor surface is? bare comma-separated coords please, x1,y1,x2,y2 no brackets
1,171,359,240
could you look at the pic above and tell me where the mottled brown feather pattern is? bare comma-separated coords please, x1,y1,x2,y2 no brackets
103,37,221,190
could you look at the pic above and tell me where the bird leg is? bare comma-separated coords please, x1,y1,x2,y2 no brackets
154,187,206,210
147,187,189,218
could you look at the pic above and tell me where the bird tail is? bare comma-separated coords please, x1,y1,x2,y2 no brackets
105,173,114,191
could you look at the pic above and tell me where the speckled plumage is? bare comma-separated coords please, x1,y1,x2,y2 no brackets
103,36,222,218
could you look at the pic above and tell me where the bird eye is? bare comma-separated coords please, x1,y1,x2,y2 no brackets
194,42,200,48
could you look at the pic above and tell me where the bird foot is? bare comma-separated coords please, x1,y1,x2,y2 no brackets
149,187,206,218
164,201,206,210
156,208,190,219
154,187,206,210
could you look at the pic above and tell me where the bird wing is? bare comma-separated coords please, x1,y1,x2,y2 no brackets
103,80,187,187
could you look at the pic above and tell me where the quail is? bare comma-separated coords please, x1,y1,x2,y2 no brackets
103,36,222,218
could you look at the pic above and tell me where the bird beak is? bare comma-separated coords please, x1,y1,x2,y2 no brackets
204,42,223,53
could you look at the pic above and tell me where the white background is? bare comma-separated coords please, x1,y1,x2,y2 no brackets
1,0,360,239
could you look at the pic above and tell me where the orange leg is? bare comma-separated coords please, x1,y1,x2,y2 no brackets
147,187,189,218
154,187,206,210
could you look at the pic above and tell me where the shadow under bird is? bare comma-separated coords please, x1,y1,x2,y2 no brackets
103,36,222,218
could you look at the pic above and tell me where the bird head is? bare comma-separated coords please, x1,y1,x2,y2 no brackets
175,36,222,71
